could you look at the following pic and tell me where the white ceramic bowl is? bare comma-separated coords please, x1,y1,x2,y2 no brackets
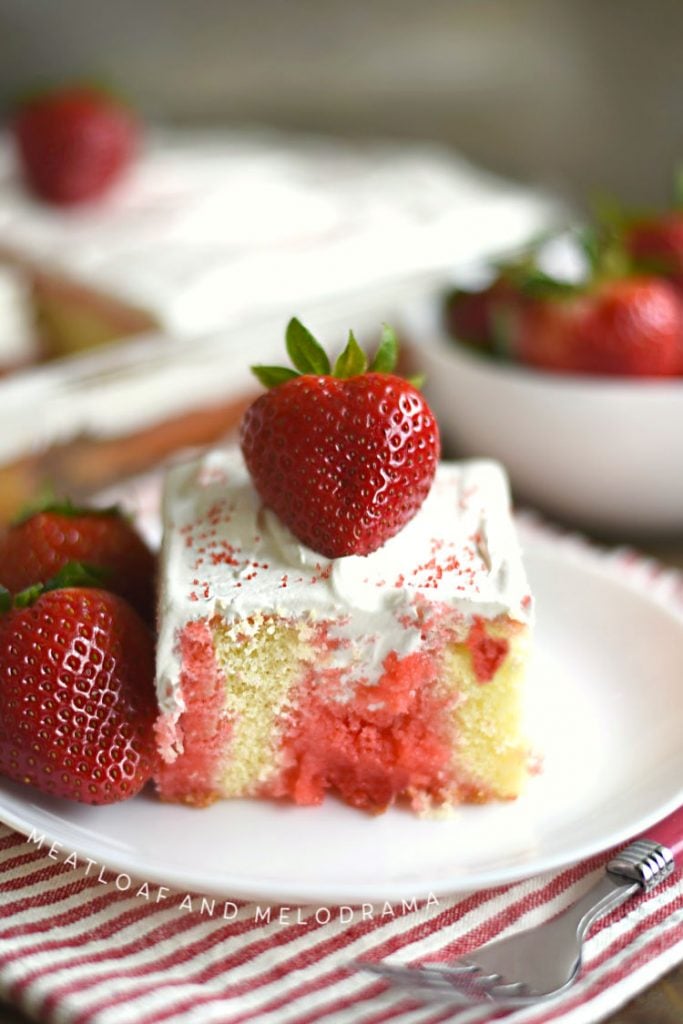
401,295,683,536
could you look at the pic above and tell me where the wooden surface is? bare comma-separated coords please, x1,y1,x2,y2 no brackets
0,541,681,1023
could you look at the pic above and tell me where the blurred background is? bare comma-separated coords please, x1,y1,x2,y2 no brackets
0,0,682,539
1,0,682,207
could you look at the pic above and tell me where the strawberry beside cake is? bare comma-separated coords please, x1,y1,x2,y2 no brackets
154,323,533,814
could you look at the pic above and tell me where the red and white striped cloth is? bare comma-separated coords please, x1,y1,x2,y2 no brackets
0,496,681,1024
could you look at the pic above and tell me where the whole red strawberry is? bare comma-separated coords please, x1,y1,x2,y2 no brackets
0,500,156,623
13,84,137,205
514,276,683,377
0,565,157,804
240,320,440,558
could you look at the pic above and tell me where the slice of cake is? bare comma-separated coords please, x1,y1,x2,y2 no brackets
155,447,532,812
154,322,533,814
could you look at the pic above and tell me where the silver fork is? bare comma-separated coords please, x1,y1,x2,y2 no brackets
357,806,683,1009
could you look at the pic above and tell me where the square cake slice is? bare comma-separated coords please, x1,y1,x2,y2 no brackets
155,448,533,813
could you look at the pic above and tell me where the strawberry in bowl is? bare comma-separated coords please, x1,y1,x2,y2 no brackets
443,233,683,379
405,222,683,534
511,274,683,377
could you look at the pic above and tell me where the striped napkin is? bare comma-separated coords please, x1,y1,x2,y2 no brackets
0,817,681,1024
0,496,681,1024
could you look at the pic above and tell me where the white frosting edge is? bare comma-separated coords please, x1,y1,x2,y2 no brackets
155,448,532,720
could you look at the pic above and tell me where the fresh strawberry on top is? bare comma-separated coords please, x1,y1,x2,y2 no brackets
240,320,440,558
0,564,157,805
13,84,137,205
0,500,156,623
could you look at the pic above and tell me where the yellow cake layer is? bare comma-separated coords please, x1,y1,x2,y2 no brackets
445,624,530,801
205,614,531,808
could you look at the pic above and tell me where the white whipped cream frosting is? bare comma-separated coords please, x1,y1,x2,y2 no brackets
156,448,532,717
0,264,38,366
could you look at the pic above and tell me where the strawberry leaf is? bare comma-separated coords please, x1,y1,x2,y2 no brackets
44,561,109,591
333,330,367,378
371,325,398,373
13,494,122,526
407,373,426,389
251,365,299,389
13,583,45,609
515,268,580,299
0,587,11,614
286,318,331,375
249,318,424,390
12,562,111,609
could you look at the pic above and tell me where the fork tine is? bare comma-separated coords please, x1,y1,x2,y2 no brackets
353,838,676,1008
356,960,536,1007
358,961,478,979
356,962,504,1000
487,981,531,998
358,963,458,988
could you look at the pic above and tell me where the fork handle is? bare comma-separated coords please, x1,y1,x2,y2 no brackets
606,806,681,892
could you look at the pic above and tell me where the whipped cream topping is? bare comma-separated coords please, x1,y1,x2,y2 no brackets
156,448,532,716
0,264,38,366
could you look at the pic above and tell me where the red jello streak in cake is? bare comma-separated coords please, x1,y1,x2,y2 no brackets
466,616,510,682
266,647,455,812
155,620,231,806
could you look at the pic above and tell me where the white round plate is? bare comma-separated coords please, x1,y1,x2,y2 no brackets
1,531,682,905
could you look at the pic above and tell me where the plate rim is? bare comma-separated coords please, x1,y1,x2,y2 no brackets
1,533,682,905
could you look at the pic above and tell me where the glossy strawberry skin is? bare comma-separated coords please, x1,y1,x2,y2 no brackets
0,588,157,805
515,276,683,377
240,373,440,558
0,510,156,623
13,87,136,205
